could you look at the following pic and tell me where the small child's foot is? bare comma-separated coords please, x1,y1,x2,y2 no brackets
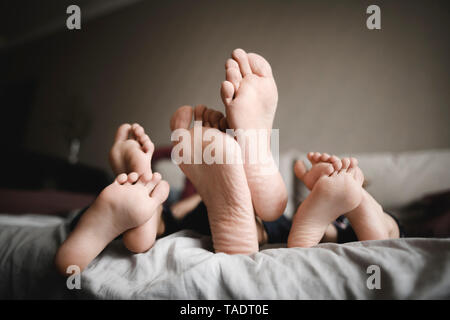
297,152,399,242
288,161,363,248
220,49,287,221
294,154,360,243
121,172,170,253
109,123,154,176
55,172,169,274
346,189,399,240
170,106,258,254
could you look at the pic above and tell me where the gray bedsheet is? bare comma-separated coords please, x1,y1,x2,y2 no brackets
0,213,449,299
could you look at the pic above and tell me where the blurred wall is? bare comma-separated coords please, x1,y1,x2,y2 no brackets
4,0,450,172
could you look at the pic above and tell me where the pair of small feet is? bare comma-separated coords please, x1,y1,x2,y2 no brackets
109,122,171,253
288,152,400,248
55,124,170,274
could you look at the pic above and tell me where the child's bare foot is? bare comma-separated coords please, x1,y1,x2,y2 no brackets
170,106,258,254
295,152,399,243
288,161,364,248
294,155,361,243
346,189,400,240
55,172,169,274
109,123,154,176
220,49,287,221
121,172,170,253
108,123,169,253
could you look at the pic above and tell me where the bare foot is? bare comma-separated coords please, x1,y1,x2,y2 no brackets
346,188,400,240
121,172,169,253
221,49,277,131
295,152,399,243
170,106,258,254
109,123,154,176
288,162,364,248
220,49,287,221
294,155,361,243
55,172,169,274
109,123,170,253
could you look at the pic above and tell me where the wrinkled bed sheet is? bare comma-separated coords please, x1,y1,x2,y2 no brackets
0,212,449,299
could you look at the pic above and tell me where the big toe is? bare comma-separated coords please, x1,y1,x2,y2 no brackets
171,105,193,131
232,48,252,77
247,52,273,77
303,163,335,190
114,123,132,142
294,160,307,181
151,180,170,204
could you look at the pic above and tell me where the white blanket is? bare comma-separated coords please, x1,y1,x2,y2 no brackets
0,213,449,299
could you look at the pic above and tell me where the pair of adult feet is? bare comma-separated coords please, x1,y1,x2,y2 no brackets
169,48,288,253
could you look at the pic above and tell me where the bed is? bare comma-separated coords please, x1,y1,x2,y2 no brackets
0,149,449,299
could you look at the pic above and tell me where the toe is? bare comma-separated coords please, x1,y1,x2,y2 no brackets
294,160,308,181
209,110,224,129
341,158,351,170
226,67,242,91
294,160,307,180
137,131,151,149
329,155,340,163
247,52,273,77
312,152,322,163
132,123,145,138
170,105,193,131
349,157,358,168
128,172,139,184
194,105,207,121
116,173,128,184
140,171,153,183
144,172,162,191
142,138,154,154
203,108,213,125
221,81,235,106
150,180,170,204
320,153,331,162
225,58,239,69
232,48,252,77
114,123,131,142
330,156,342,171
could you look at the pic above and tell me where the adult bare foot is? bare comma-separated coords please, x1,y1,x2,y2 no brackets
109,123,154,176
288,161,364,248
55,172,169,274
170,105,258,254
220,48,287,221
